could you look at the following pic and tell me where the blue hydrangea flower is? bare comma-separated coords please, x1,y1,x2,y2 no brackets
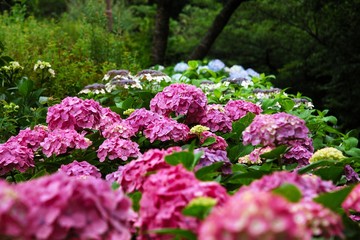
208,59,225,72
246,68,260,77
174,62,189,72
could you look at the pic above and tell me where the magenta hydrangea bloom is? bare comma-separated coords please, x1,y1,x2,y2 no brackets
237,171,336,200
150,83,207,124
342,183,360,221
0,141,34,175
46,96,103,131
136,165,228,239
194,148,232,175
40,129,92,157
101,120,137,139
98,107,123,133
7,125,48,151
199,131,228,150
124,108,162,132
242,112,310,147
283,145,313,166
97,137,140,162
225,99,262,121
238,146,274,164
344,165,360,183
106,147,182,193
7,173,136,240
199,104,232,133
291,200,343,238
199,191,310,240
58,160,101,178
143,117,190,143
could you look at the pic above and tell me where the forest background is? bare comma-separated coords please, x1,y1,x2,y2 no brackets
1,0,359,131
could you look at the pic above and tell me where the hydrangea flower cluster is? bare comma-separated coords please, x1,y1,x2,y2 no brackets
124,108,161,132
33,60,55,77
309,147,346,163
199,131,228,150
174,62,189,72
0,141,34,175
283,145,313,166
78,83,106,95
101,121,137,139
207,59,225,72
58,160,101,178
199,191,309,240
0,61,23,72
106,147,182,193
40,129,92,157
199,104,232,133
0,173,135,239
194,148,232,174
135,69,171,83
97,137,140,162
150,83,207,124
98,107,123,133
237,171,336,200
46,97,103,131
137,165,228,239
238,146,273,164
225,99,262,121
7,125,48,151
342,183,360,221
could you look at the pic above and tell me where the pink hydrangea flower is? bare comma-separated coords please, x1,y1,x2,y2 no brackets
194,148,232,175
58,160,101,178
9,173,136,240
225,99,262,121
0,141,34,175
143,117,190,143
291,200,343,238
199,191,310,240
283,145,313,166
40,129,92,157
97,137,140,162
199,104,232,133
199,131,228,150
101,120,137,139
106,147,182,193
342,183,360,221
98,107,123,133
242,112,310,147
150,83,207,124
124,108,162,132
237,171,336,200
46,97,103,131
136,165,228,239
7,125,48,151
238,146,274,164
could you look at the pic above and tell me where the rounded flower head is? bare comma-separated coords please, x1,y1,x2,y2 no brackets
283,145,313,166
242,112,310,147
11,173,136,240
40,129,92,157
58,160,101,179
107,147,182,193
150,83,207,124
199,104,232,133
143,117,190,143
135,69,171,83
199,131,228,151
194,148,232,175
237,171,336,200
174,62,189,72
97,137,140,162
0,141,34,175
207,59,225,72
199,191,310,240
137,165,228,239
101,120,137,139
124,108,162,132
190,125,210,135
98,107,122,133
309,147,346,163
46,97,103,131
225,100,262,121
6,125,48,151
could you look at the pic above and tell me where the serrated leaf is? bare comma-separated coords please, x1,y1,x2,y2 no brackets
272,184,302,203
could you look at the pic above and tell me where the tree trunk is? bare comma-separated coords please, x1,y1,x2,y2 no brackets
188,0,246,60
105,0,113,32
151,0,171,65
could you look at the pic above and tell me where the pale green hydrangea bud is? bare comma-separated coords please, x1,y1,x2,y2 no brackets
123,108,135,116
309,147,346,163
190,125,210,135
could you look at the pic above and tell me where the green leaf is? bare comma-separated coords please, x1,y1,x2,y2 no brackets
297,160,336,174
272,184,302,203
201,137,216,147
260,145,288,159
182,197,217,220
314,185,355,212
14,173,26,182
195,162,223,181
343,137,359,150
149,228,196,240
279,99,295,111
187,60,199,69
111,182,120,190
346,148,360,157
165,151,200,171
128,191,142,212
30,169,48,179
313,166,344,182
17,78,34,96
231,112,255,138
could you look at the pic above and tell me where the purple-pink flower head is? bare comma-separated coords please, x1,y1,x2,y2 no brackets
106,147,182,193
199,104,232,133
137,165,228,239
46,96,103,131
225,99,262,121
237,171,336,200
194,148,232,175
6,125,48,151
58,160,101,179
342,184,360,221
238,146,274,164
40,129,92,157
12,172,135,240
242,112,310,147
283,145,313,166
199,131,228,151
0,141,34,175
199,191,310,240
150,83,207,124
124,108,162,132
97,137,140,162
98,107,123,133
143,117,190,143
101,120,137,139
291,200,343,238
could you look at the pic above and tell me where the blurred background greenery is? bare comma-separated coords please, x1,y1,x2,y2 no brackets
1,0,359,131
